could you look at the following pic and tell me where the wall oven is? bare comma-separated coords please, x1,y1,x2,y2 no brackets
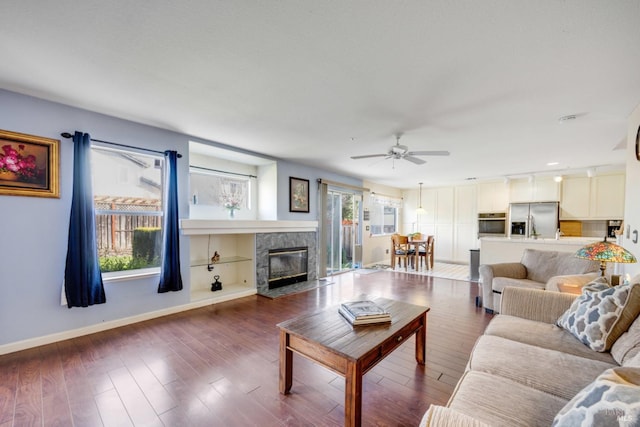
478,212,507,237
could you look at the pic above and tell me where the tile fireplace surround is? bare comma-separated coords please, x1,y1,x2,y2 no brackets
180,220,319,297
256,231,317,295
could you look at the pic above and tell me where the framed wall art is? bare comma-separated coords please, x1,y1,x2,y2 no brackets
0,129,60,198
289,176,309,213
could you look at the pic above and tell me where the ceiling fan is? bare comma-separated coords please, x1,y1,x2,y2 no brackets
350,134,449,165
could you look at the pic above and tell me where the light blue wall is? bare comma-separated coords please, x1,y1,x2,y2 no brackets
0,89,362,349
276,161,363,221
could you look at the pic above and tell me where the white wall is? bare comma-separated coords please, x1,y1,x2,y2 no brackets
622,102,640,277
258,162,278,220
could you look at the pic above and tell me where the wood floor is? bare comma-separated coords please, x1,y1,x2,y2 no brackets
0,271,493,427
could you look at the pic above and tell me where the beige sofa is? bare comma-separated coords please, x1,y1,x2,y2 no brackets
479,248,600,313
420,284,640,427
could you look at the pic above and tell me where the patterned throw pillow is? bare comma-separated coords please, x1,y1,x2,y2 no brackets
557,279,640,352
552,367,640,427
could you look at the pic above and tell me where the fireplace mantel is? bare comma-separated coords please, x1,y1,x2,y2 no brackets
180,219,318,235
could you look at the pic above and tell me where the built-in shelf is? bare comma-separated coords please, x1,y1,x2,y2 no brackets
180,219,318,235
191,256,252,267
190,285,256,304
188,232,256,304
185,220,318,305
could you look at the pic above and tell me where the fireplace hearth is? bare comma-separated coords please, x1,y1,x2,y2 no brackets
268,247,308,289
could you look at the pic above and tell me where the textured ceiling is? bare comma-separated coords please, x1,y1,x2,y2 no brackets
1,1,639,189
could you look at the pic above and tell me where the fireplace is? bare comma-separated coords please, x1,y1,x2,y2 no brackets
268,247,308,289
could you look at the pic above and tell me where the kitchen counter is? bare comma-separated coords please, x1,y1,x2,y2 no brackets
479,236,602,265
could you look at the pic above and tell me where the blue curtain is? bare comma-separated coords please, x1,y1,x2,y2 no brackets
158,150,183,293
64,131,106,308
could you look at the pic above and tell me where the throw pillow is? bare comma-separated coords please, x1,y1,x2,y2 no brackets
612,315,640,365
552,367,640,427
556,279,640,352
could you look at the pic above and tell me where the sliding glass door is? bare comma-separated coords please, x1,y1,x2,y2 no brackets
326,190,362,275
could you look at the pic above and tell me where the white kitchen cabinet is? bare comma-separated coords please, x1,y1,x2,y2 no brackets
510,177,560,203
477,181,508,212
591,173,625,219
435,224,454,261
509,178,532,203
455,223,477,262
560,176,591,219
534,177,561,201
560,172,624,220
456,185,477,223
436,187,455,224
414,186,474,263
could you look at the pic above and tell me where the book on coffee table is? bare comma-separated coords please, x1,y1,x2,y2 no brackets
339,300,391,325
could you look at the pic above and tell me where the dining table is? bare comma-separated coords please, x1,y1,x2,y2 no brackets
407,238,428,270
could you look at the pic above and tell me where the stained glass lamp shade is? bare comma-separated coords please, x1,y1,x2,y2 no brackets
575,237,637,277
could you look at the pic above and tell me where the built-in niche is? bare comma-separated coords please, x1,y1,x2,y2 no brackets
188,141,277,220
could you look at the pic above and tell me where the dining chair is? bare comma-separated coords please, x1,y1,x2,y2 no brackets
391,234,415,270
418,235,435,270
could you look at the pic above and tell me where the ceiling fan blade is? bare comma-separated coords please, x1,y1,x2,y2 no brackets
406,150,450,156
403,155,426,165
350,154,387,160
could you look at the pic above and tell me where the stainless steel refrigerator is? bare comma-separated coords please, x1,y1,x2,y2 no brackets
509,202,559,238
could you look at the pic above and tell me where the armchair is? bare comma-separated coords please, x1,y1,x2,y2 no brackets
479,249,599,313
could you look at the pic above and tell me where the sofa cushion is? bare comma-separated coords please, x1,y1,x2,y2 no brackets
557,280,640,352
626,351,640,368
468,335,616,400
447,370,567,427
521,249,598,284
612,315,640,366
420,405,490,427
546,272,600,292
552,367,640,427
485,315,616,364
492,277,545,293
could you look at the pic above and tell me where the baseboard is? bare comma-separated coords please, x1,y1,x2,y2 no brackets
0,289,257,355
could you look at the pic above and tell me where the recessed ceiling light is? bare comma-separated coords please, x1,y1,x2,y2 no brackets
547,162,559,166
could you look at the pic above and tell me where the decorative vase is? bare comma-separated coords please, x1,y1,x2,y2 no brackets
0,170,19,182
227,208,236,219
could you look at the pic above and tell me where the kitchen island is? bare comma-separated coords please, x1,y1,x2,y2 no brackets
479,236,602,265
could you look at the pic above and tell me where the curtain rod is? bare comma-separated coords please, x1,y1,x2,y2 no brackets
317,178,370,192
370,191,402,199
189,165,257,179
60,132,182,158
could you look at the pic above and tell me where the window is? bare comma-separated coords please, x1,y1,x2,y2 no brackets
91,146,164,273
189,168,251,210
369,195,400,235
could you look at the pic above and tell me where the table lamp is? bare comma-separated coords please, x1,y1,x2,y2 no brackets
575,237,637,277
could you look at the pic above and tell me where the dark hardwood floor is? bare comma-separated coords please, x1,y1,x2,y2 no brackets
0,271,493,427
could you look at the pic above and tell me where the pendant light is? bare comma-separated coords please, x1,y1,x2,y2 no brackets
416,182,426,214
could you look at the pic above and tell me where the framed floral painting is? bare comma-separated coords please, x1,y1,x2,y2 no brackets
289,176,309,213
0,129,60,198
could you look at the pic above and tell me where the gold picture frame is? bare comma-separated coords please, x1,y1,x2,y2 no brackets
0,129,60,198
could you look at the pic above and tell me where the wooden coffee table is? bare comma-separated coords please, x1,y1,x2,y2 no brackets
277,298,429,427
